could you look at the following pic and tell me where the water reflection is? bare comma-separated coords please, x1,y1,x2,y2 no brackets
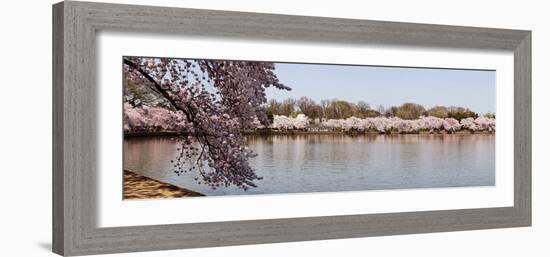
124,134,495,196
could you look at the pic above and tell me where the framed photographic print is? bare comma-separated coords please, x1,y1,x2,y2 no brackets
52,1,531,256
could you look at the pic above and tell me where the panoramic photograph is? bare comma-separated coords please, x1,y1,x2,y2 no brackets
122,56,496,200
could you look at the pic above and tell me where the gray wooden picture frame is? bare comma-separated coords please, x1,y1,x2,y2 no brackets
52,1,531,256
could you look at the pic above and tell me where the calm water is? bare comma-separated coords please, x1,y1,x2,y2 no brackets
123,134,495,196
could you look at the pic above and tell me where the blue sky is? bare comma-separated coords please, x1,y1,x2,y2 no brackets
266,63,495,114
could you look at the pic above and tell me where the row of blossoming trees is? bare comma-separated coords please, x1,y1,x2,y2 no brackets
271,115,495,133
124,103,495,134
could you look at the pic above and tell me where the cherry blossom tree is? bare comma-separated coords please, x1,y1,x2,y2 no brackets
443,118,462,132
123,103,188,132
474,117,496,132
272,114,310,130
293,114,310,130
124,57,290,190
460,117,477,131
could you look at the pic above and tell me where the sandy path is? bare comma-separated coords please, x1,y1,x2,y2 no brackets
123,170,204,199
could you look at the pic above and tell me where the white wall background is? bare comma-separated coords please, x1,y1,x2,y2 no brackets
0,0,547,256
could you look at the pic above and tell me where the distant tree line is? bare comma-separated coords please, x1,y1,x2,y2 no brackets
266,97,493,122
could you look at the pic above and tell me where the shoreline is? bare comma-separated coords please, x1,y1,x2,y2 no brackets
241,129,494,136
125,129,494,137
123,170,204,199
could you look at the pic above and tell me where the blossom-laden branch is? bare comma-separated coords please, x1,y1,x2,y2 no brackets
123,57,290,190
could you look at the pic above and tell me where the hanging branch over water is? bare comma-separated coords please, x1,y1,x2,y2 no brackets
123,57,290,190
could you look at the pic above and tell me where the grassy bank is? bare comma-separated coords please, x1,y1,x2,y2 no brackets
123,170,204,199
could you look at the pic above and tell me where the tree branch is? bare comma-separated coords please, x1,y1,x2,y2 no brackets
123,58,181,111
